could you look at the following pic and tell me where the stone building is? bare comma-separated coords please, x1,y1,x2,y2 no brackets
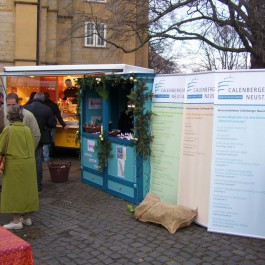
0,0,149,72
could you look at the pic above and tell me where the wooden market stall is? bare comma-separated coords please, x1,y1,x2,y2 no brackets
80,72,155,204
1,64,153,150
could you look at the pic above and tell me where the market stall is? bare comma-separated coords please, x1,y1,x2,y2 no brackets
1,64,151,149
80,73,154,204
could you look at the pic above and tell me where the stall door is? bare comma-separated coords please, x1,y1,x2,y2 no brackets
81,137,143,203
81,136,104,189
107,142,139,203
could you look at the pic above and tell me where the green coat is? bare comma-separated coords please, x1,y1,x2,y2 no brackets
0,122,39,213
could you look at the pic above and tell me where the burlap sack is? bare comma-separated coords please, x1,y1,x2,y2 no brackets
134,193,198,234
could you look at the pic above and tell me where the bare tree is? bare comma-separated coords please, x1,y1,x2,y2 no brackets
149,41,180,73
193,25,249,71
59,1,265,69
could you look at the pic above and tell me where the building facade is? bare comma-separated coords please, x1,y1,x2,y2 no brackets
0,0,149,72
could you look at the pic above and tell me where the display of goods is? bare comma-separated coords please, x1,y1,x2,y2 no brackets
83,125,101,133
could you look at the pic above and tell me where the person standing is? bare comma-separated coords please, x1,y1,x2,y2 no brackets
24,91,37,106
63,79,78,104
2,93,40,193
24,92,57,191
5,93,40,149
1,105,39,230
42,92,69,162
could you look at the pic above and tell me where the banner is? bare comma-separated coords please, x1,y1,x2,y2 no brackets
150,75,185,203
208,70,265,238
178,72,215,226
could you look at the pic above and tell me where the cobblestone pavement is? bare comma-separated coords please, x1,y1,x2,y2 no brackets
0,157,265,265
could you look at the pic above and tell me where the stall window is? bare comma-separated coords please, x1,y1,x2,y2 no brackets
85,22,106,47
83,90,103,134
108,85,134,138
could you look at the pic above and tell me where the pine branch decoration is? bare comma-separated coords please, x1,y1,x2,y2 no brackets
76,74,154,161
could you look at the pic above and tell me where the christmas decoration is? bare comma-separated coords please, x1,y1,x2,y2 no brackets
94,130,113,172
76,74,154,168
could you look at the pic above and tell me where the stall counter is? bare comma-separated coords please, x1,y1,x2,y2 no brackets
54,125,80,148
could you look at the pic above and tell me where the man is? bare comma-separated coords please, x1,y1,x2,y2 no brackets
24,92,57,191
42,92,69,162
5,93,40,148
63,79,78,104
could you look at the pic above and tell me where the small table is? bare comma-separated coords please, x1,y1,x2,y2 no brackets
0,226,34,264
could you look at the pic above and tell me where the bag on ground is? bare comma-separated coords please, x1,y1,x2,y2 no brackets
134,193,198,234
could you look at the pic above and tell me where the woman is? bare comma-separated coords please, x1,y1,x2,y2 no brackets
0,105,39,229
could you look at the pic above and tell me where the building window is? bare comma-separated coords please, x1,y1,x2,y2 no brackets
85,22,106,47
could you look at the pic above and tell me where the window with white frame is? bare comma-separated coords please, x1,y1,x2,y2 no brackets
85,22,106,47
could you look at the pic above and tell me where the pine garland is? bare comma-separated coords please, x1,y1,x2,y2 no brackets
127,78,154,159
76,74,154,166
94,131,113,172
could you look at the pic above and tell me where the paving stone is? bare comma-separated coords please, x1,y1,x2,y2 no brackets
1,157,264,265
102,258,114,264
239,261,257,265
164,261,179,265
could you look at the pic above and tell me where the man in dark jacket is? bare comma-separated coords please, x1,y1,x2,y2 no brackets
43,92,66,127
42,92,69,161
24,92,57,191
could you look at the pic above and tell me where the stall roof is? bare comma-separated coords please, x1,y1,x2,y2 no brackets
3,64,154,76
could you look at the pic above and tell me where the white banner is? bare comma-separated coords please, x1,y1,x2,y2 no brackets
178,72,215,226
152,75,186,103
185,72,215,104
150,75,185,203
208,71,265,238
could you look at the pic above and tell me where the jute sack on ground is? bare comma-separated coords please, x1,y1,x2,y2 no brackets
134,193,198,234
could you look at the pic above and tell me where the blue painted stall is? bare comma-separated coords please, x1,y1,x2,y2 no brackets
81,73,154,204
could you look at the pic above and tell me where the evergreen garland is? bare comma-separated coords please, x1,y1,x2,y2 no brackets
94,131,113,172
127,78,154,159
76,74,154,165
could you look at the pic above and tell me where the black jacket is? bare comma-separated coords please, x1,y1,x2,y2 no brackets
63,87,78,104
24,100,57,144
43,99,66,128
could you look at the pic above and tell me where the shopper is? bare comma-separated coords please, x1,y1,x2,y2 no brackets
42,92,69,161
24,92,57,191
5,93,40,148
24,91,37,106
1,105,39,230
